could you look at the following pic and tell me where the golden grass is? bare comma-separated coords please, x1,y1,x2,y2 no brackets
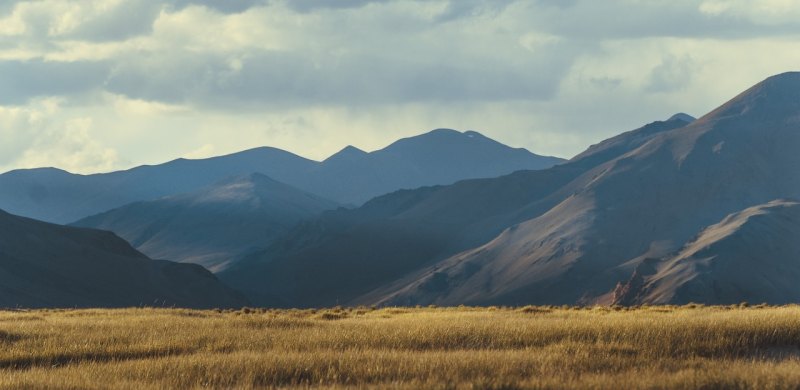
1,305,800,389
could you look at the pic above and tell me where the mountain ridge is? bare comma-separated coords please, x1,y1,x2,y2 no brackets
219,116,694,306
221,72,800,307
73,173,339,272
0,129,563,224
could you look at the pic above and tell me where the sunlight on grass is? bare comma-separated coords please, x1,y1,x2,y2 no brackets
1,305,800,389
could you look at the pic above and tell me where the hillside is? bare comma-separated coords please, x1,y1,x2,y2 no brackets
615,200,800,305
0,209,247,308
374,72,800,306
73,174,339,272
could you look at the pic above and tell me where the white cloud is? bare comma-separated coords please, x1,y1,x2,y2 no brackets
645,55,698,93
0,99,120,173
183,144,216,159
17,117,120,173
107,93,188,116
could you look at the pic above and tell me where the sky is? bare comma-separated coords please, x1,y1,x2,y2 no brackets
1,0,800,174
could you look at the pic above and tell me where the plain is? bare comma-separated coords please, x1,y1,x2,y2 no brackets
2,305,800,389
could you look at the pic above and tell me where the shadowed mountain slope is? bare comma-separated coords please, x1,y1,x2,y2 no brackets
73,173,339,272
0,209,247,308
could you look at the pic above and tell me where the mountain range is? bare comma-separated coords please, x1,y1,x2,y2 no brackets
0,129,563,224
220,72,800,307
4,71,800,309
217,113,697,306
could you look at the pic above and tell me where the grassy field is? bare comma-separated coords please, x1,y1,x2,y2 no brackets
2,305,800,389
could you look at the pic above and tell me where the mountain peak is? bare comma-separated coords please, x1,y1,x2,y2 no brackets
387,129,490,149
323,145,368,164
463,130,488,139
701,71,800,123
247,172,292,188
215,172,279,186
427,128,462,136
203,173,338,210
752,71,800,97
340,145,367,154
208,173,331,204
764,71,800,83
667,113,695,123
1,167,74,178
423,129,489,140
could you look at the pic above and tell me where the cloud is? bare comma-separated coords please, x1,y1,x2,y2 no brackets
275,0,391,13
4,1,800,108
1,0,800,174
183,143,216,159
434,0,515,22
0,103,49,166
0,60,109,104
104,46,575,107
171,0,266,14
699,0,800,24
518,0,800,40
645,55,697,93
17,117,120,173
0,0,265,48
0,99,120,173
65,0,163,42
80,1,581,108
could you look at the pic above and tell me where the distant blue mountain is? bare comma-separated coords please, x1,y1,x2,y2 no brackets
307,129,564,205
0,129,563,223
73,173,339,272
